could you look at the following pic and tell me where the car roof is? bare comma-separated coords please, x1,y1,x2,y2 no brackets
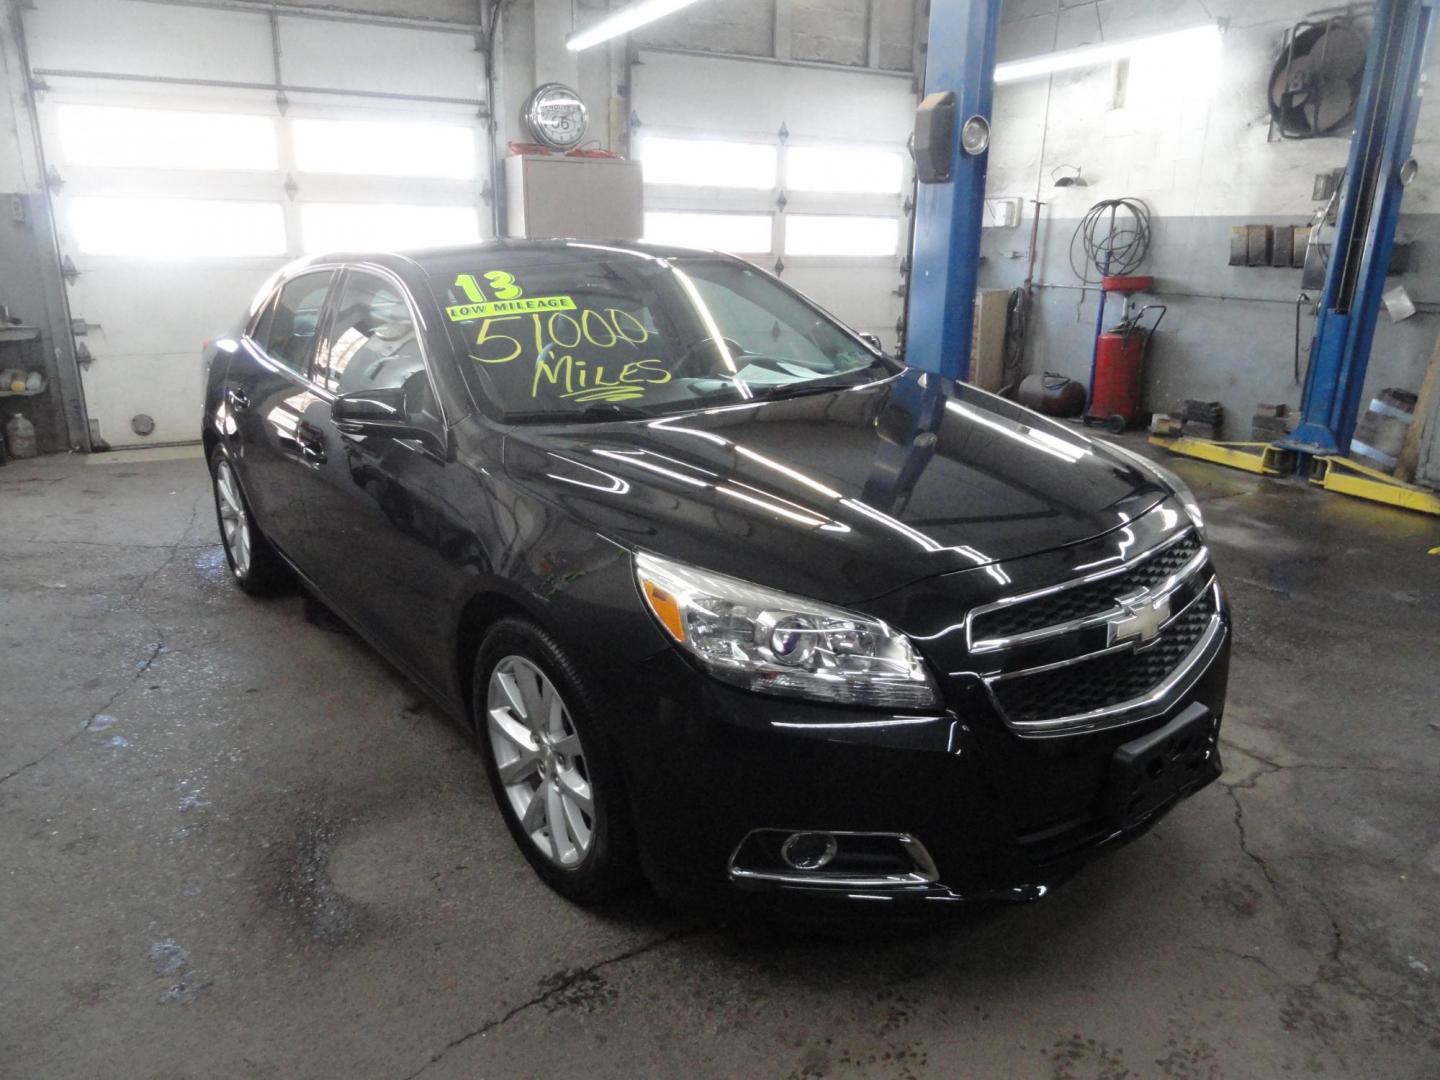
302,239,736,275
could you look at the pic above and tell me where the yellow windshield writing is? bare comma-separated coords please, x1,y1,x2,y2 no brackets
532,357,671,404
455,271,673,404
447,295,576,321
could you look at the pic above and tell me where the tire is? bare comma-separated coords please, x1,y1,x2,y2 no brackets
473,617,639,905
210,449,292,596
1105,413,1128,435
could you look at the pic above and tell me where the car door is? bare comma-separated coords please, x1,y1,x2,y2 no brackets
227,269,335,567
298,266,458,689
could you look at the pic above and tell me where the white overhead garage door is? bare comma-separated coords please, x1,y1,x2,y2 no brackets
631,48,916,352
23,0,491,449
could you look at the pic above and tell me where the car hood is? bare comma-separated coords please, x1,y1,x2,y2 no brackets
500,368,1167,605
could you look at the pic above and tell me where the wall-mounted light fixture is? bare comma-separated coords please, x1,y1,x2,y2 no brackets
994,23,1222,85
567,0,708,51
1052,165,1088,188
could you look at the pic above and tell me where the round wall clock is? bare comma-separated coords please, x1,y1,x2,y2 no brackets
524,83,589,151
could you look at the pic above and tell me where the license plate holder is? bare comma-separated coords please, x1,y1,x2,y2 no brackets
1105,702,1219,828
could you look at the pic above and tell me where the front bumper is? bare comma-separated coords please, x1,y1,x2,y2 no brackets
601,593,1230,913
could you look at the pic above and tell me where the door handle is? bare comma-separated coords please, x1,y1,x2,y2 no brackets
227,387,250,412
296,420,327,464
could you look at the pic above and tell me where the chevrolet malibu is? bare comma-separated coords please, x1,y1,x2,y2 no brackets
203,241,1229,910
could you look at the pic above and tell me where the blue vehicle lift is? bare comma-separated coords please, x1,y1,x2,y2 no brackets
905,0,1436,514
1152,0,1440,514
902,0,1001,377
1280,0,1436,460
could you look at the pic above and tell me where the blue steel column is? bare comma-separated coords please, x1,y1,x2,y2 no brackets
1283,0,1436,456
904,0,1003,377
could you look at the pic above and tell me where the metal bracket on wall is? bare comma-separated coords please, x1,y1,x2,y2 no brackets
60,255,80,284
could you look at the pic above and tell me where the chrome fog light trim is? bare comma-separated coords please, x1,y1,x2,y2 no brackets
728,829,939,888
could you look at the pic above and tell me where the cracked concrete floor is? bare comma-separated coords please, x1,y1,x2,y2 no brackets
2,442,1437,1080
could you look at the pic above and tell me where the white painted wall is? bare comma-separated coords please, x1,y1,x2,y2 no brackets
988,0,1440,218
982,0,1440,484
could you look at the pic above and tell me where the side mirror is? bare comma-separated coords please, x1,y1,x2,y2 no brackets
332,386,445,457
333,386,408,432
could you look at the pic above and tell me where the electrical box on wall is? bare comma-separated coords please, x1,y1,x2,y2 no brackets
504,154,643,240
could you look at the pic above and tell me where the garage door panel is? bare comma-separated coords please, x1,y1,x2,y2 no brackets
785,266,902,339
82,351,206,446
633,50,914,139
25,0,272,83
278,19,484,100
634,48,912,356
70,266,277,357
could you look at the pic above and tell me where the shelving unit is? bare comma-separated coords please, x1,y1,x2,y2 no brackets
0,325,45,400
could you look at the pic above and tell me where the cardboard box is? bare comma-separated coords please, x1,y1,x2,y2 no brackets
969,289,1010,391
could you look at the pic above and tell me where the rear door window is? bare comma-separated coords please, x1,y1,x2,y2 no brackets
261,271,334,375
246,288,277,343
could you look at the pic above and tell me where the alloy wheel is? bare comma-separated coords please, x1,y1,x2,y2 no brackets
215,459,252,579
486,655,595,868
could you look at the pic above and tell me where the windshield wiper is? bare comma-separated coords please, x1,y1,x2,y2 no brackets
503,402,653,424
750,362,891,403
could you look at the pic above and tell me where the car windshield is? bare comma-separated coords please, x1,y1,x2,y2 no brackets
424,249,894,421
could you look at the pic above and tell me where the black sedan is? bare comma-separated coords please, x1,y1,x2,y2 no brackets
203,241,1229,911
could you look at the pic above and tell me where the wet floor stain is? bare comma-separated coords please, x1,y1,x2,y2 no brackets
1201,876,1262,918
150,939,209,1005
266,809,369,947
1048,1034,1132,1080
537,967,618,1014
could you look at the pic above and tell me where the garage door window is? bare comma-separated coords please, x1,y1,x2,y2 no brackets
68,196,287,257
56,104,278,171
638,136,778,189
292,118,476,179
784,215,900,258
786,146,905,195
644,212,772,254
262,272,334,374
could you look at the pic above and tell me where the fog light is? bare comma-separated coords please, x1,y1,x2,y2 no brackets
780,831,838,871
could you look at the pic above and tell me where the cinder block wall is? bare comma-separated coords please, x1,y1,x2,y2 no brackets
979,0,1440,479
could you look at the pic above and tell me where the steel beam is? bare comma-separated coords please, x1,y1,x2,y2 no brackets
1282,0,1436,457
902,0,1002,377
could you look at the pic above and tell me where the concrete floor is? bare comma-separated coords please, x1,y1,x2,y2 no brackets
2,439,1438,1080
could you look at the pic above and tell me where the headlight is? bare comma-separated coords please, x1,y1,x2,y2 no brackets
1108,444,1206,537
635,552,940,710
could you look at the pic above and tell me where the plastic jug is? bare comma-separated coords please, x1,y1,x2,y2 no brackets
5,411,37,459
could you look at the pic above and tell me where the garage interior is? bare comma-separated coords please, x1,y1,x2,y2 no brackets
2,0,1438,1076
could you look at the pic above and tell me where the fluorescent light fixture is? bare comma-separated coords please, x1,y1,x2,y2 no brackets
567,0,705,50
994,23,1221,84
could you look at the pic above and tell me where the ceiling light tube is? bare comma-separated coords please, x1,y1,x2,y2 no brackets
566,0,706,50
994,23,1220,84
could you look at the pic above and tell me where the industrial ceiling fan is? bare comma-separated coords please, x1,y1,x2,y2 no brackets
1268,8,1372,140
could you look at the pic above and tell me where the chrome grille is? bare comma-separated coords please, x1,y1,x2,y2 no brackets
970,531,1203,648
990,585,1217,726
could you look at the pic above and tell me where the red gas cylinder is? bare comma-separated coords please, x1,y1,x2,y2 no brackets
1088,326,1146,434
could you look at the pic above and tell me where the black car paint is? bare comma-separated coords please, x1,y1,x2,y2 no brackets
204,242,1229,909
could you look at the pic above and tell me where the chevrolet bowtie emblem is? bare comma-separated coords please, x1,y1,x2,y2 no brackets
1108,591,1171,650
